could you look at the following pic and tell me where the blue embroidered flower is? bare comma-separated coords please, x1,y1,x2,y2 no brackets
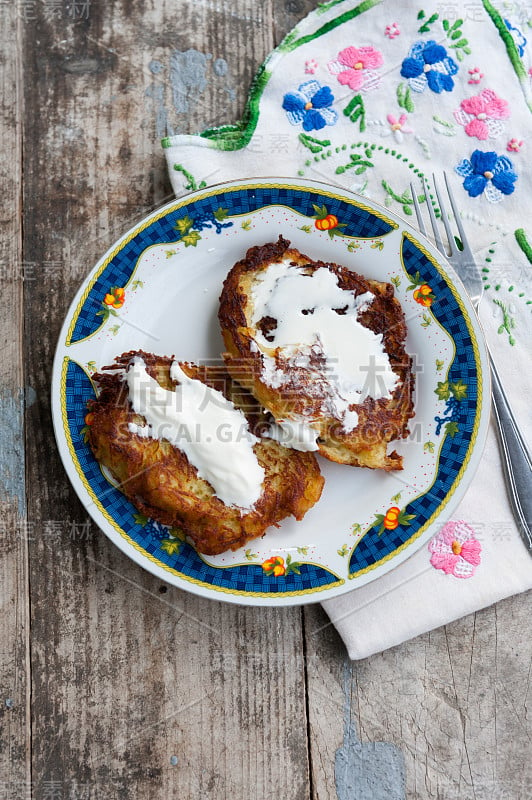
455,150,517,203
282,80,338,131
504,18,527,57
400,40,458,94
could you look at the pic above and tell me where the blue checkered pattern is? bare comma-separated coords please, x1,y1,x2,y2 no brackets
69,186,394,344
66,360,338,595
349,236,480,576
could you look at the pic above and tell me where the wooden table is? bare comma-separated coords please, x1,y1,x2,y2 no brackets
2,1,531,798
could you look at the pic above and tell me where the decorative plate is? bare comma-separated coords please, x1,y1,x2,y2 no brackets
51,178,490,606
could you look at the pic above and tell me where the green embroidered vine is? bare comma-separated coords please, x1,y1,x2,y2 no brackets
433,115,456,136
493,298,516,346
382,180,425,216
482,0,532,111
442,18,471,61
317,0,346,13
299,133,331,153
336,147,374,175
396,83,414,113
417,9,439,34
343,95,366,131
173,163,206,191
278,0,383,53
514,228,532,265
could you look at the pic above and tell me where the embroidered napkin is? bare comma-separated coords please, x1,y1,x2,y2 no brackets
162,0,532,659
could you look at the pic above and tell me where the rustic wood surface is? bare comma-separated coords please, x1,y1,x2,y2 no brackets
1,1,531,798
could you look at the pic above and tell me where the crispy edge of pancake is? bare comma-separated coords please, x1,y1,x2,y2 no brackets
218,236,415,471
86,350,324,555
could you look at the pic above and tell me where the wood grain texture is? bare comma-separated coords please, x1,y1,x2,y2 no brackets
4,0,530,798
22,1,315,798
0,4,30,799
304,597,532,800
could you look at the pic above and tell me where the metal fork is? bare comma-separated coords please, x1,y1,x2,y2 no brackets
411,173,532,552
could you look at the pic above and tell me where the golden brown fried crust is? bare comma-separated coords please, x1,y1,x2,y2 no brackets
218,237,415,471
86,350,324,555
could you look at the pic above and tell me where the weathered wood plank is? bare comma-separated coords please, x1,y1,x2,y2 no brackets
23,2,314,798
0,5,30,800
304,595,532,800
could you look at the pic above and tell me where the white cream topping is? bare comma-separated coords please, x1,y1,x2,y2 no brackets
266,418,320,452
125,358,265,510
250,261,399,442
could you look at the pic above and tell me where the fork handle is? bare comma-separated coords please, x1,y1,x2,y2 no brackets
489,352,532,551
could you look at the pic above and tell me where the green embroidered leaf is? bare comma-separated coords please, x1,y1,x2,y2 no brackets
442,18,449,30
449,380,468,401
445,421,460,438
299,133,330,153
343,94,366,131
456,50,464,61
435,381,451,401
174,215,194,235
450,18,463,29
417,9,425,19
450,29,463,39
403,204,413,216
182,231,202,247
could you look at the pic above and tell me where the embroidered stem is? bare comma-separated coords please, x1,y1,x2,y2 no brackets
299,133,331,153
417,10,439,34
279,0,383,53
396,82,415,113
493,298,516,346
514,228,532,265
482,0,532,111
173,163,207,191
343,94,366,130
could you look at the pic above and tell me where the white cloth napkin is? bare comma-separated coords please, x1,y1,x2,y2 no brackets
162,0,532,659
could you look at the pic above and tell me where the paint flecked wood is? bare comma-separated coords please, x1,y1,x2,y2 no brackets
0,5,30,800
3,0,531,798
22,1,314,798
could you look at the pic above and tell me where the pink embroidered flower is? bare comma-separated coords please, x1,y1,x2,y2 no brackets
429,521,481,578
385,22,400,39
305,59,318,75
453,89,510,141
507,137,523,152
468,67,483,84
328,46,383,93
382,113,414,143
